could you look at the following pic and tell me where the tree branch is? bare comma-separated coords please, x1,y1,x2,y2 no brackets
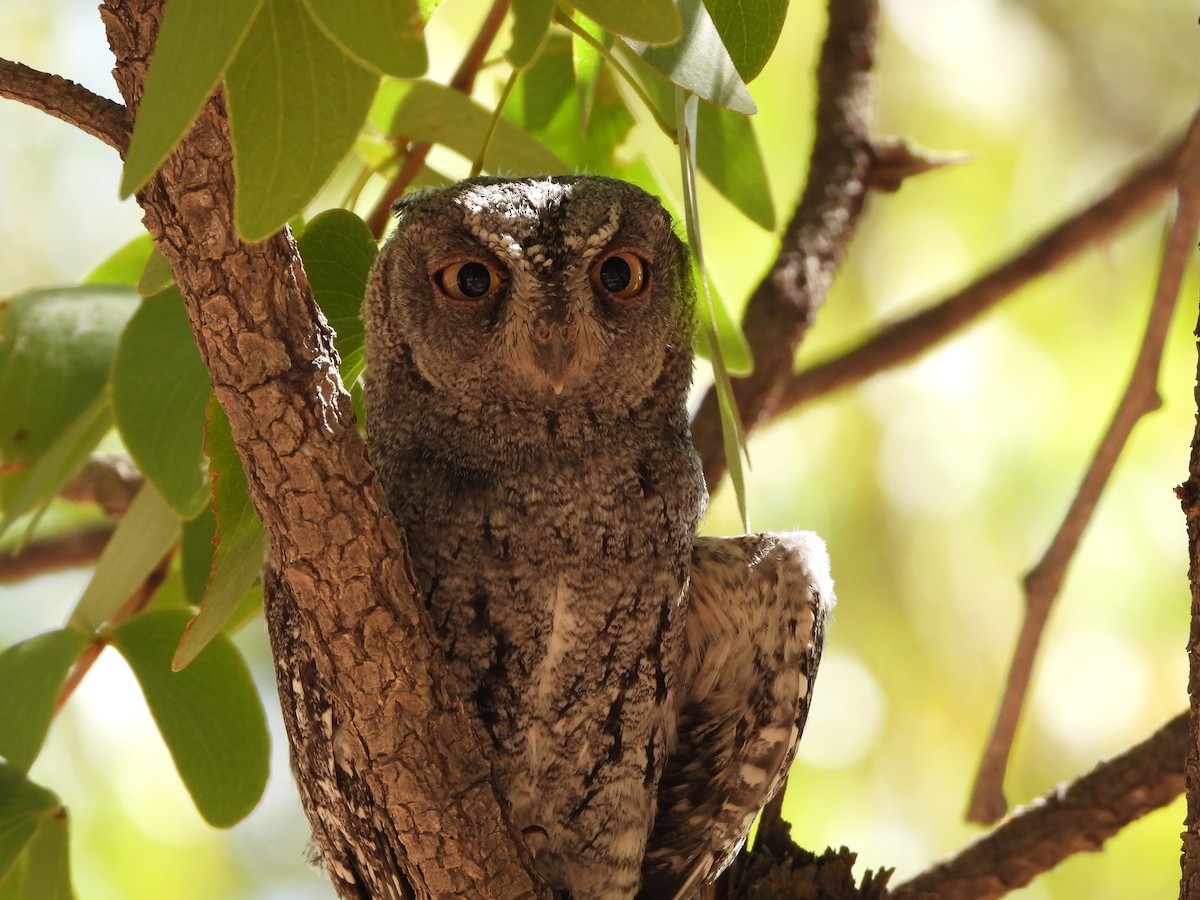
1177,117,1200,900
365,0,511,237
966,111,1200,826
690,0,879,492
0,527,113,584
894,713,1187,900
772,131,1186,417
0,57,129,153
98,1,544,897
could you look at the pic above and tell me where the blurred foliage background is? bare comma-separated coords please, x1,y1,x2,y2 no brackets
1,0,1198,897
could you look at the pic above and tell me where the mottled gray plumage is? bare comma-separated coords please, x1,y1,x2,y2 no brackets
361,175,833,899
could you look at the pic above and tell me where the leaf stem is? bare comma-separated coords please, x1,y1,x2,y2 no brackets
470,67,520,178
556,14,677,141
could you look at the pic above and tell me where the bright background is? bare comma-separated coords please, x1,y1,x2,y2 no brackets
1,1,1198,897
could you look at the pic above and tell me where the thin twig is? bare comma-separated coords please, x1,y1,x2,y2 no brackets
894,713,1187,900
967,111,1200,825
0,57,130,153
690,0,878,493
54,548,173,713
771,132,1186,419
365,0,511,236
0,527,113,583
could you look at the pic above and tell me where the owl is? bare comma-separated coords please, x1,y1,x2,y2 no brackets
362,176,833,899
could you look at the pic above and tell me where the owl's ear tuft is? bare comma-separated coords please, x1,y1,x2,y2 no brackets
390,187,439,220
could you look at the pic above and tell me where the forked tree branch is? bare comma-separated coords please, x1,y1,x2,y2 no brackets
895,713,1187,900
769,133,1185,419
98,0,544,896
690,0,877,492
0,57,129,153
967,111,1200,825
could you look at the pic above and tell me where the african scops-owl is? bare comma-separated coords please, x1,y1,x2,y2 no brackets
362,176,834,899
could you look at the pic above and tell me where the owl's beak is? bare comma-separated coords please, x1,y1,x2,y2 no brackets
532,322,570,395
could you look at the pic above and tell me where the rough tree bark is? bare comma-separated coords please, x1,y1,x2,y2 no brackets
99,1,544,897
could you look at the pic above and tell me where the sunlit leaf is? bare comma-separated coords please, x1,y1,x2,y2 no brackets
173,400,266,671
0,763,58,882
571,12,607,134
112,609,269,827
677,90,749,527
111,288,212,519
566,0,681,45
0,629,90,773
227,0,379,241
296,209,376,386
508,0,553,69
371,80,565,175
696,101,774,229
0,397,112,542
616,48,772,228
67,483,181,633
704,0,789,81
626,0,756,114
5,811,71,900
137,251,176,298
301,0,427,77
509,36,636,174
120,0,264,197
84,234,154,286
0,287,137,531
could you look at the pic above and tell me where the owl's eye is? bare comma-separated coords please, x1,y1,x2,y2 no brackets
436,260,503,302
590,251,647,301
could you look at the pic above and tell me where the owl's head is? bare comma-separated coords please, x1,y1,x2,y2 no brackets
364,176,695,432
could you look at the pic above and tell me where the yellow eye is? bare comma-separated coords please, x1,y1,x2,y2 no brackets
590,251,647,301
436,260,503,301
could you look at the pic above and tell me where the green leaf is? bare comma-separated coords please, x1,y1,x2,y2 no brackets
371,80,566,176
67,483,181,633
173,401,266,671
508,35,635,174
627,0,756,114
227,0,379,241
566,0,681,45
296,210,376,386
508,0,554,69
0,397,113,541
616,48,771,229
0,763,58,882
5,811,72,900
0,287,138,530
703,0,789,82
112,609,269,828
84,234,154,286
677,90,749,528
111,289,211,519
571,12,606,133
696,100,774,229
300,0,427,77
0,630,90,773
180,504,217,606
120,0,265,197
137,251,176,298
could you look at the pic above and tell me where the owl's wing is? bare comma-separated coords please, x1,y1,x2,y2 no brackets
639,531,835,900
